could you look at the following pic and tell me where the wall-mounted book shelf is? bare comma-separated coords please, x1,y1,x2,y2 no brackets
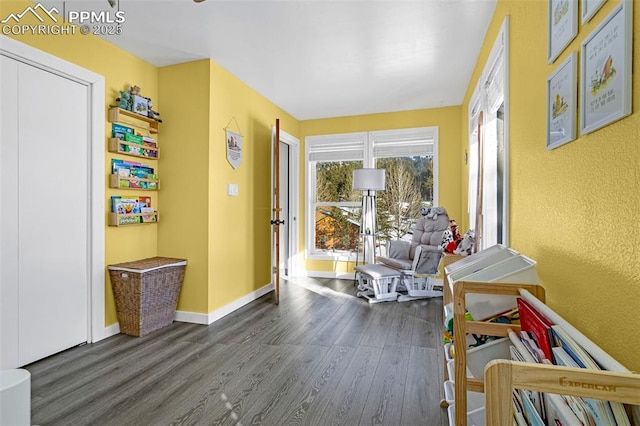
108,138,159,160
108,212,159,227
109,174,159,191
109,107,159,134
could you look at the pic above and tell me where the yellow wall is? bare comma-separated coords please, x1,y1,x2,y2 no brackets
158,60,211,314
207,60,298,311
299,107,463,274
1,1,160,325
462,0,640,371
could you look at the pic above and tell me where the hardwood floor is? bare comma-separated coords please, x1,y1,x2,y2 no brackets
25,277,448,426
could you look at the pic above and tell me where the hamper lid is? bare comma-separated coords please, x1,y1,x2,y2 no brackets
108,256,187,273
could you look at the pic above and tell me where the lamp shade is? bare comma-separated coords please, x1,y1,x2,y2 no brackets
353,168,386,191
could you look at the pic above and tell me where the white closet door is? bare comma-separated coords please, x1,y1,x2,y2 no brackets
16,61,89,366
0,55,20,368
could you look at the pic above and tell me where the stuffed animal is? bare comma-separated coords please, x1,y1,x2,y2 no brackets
420,207,430,216
146,98,163,123
454,229,475,256
116,91,132,110
426,206,447,220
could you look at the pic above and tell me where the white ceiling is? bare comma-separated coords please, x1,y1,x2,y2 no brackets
48,0,498,120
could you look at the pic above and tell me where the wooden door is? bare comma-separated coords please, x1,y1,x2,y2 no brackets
271,119,282,304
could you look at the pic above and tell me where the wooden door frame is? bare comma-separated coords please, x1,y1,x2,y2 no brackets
0,36,106,348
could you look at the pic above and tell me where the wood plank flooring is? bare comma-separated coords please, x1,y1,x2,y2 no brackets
25,277,448,426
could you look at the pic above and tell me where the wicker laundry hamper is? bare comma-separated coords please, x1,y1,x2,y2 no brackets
108,257,187,337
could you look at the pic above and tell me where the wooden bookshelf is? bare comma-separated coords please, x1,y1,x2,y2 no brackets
109,107,159,134
485,360,640,425
108,212,159,227
450,280,545,426
109,174,159,191
108,138,159,159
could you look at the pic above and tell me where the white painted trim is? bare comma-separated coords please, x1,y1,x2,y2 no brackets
0,36,107,345
502,17,510,248
174,310,209,325
106,283,275,333
171,283,276,326
305,271,356,280
103,322,121,339
278,128,300,277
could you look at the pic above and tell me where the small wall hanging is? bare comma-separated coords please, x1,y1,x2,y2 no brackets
224,117,243,169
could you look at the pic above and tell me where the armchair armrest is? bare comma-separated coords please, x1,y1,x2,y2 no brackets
414,245,444,275
387,240,411,259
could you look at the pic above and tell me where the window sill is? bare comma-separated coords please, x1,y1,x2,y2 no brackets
306,252,360,262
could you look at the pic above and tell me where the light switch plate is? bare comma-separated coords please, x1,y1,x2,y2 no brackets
227,183,238,196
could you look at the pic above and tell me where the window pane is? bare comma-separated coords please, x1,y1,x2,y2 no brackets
376,156,434,242
315,161,362,202
315,205,361,253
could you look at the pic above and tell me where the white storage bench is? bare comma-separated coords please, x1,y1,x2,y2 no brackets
354,264,402,303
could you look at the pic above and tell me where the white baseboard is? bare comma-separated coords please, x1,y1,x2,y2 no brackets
98,283,275,338
176,282,275,325
99,322,120,341
304,271,355,280
174,310,209,325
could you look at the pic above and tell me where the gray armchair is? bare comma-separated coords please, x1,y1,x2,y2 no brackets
377,207,449,275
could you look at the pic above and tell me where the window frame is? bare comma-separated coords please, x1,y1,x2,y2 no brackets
305,127,439,261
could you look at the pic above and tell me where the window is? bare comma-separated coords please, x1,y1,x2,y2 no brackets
468,17,509,250
306,127,438,260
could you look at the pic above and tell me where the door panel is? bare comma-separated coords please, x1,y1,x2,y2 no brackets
16,62,89,365
0,55,20,368
278,141,290,276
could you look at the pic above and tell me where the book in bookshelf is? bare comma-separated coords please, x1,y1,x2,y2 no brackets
551,327,629,425
517,297,554,362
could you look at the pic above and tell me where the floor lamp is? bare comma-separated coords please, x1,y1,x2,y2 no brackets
353,168,386,266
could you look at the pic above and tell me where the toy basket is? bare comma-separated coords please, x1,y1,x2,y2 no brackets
108,257,187,337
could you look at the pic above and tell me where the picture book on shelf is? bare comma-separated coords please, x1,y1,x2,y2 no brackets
517,297,554,361
551,327,629,425
111,196,141,214
112,123,133,139
509,330,546,419
138,196,151,208
141,213,157,223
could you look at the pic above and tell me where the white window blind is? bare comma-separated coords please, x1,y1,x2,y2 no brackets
306,133,366,162
370,127,436,158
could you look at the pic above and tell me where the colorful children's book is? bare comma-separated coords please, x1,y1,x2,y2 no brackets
518,297,554,361
552,345,617,425
110,196,121,213
113,196,139,214
112,123,133,139
138,196,151,208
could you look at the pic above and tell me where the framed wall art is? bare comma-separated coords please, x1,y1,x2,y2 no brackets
582,0,606,24
548,0,578,63
547,52,577,150
579,1,632,135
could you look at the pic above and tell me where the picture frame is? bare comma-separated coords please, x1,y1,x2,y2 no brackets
579,1,632,135
582,0,606,24
548,0,578,63
132,95,148,117
546,52,577,150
